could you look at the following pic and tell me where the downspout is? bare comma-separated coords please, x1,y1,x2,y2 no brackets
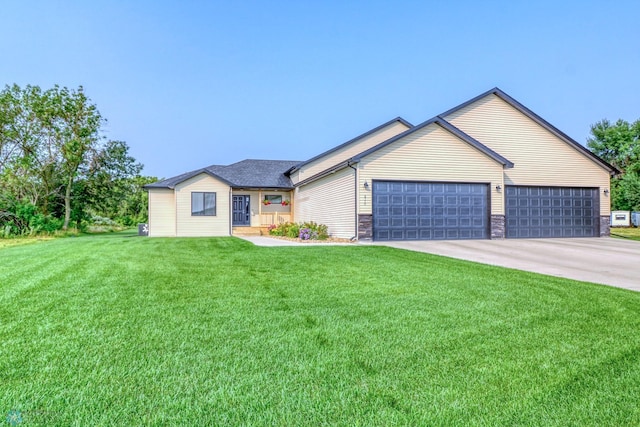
174,188,178,237
347,160,358,240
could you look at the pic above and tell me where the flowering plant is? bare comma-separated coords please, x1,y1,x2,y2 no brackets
281,200,290,206
299,227,318,241
262,199,271,205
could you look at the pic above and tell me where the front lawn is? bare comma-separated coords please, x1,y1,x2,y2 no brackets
0,236,52,249
1,234,639,425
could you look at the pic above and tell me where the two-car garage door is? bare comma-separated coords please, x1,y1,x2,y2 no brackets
505,186,599,238
373,181,489,241
372,181,600,241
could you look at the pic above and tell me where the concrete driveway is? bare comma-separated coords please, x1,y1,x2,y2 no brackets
376,237,640,292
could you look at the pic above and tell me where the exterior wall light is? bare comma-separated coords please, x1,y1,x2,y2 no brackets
364,181,370,190
495,185,502,192
604,188,609,196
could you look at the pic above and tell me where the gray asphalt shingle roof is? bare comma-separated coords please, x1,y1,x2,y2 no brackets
145,159,300,189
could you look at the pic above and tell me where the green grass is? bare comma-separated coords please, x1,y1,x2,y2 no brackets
0,236,53,249
611,227,640,241
1,233,640,426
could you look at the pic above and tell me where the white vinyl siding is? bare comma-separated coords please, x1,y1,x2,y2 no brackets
359,124,504,215
148,189,176,237
294,167,355,238
445,94,611,215
175,173,231,236
290,121,410,185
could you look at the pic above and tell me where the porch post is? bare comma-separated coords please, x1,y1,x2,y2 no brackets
258,190,262,225
289,190,294,222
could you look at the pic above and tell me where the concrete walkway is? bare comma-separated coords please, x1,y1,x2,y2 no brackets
376,237,640,292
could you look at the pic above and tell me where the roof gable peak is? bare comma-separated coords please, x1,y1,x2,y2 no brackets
441,88,618,174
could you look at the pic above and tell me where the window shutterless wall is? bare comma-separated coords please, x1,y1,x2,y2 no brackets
175,174,230,236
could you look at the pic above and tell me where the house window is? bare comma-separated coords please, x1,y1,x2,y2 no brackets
191,192,216,216
264,195,282,204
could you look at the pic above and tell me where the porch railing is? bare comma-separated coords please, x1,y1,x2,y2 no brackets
259,213,292,226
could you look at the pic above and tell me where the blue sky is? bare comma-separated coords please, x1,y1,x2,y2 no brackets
1,1,638,178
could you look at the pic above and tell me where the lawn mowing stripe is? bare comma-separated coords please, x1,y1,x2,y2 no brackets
1,234,640,425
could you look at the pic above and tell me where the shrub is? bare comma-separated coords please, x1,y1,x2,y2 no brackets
268,221,329,240
286,223,300,238
268,222,287,236
0,199,64,236
91,215,117,226
300,221,328,240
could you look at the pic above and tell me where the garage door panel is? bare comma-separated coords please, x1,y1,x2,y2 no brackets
405,230,418,240
376,206,389,216
432,229,446,239
506,186,599,239
419,229,433,239
390,183,403,192
373,180,489,241
390,217,403,227
391,195,403,204
391,230,404,240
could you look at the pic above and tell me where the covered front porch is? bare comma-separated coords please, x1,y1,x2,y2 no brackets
231,189,293,235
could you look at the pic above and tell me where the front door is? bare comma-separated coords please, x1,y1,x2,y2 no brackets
232,195,251,226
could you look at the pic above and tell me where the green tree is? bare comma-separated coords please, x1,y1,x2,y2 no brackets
588,118,640,211
44,86,103,230
614,173,640,211
0,84,58,211
588,119,640,173
0,83,146,236
78,140,152,225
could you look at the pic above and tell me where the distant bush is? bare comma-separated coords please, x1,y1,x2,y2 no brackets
85,215,128,233
0,199,63,237
91,215,117,226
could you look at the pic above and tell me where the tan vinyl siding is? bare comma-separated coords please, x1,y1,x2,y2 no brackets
175,173,231,236
148,189,176,237
359,124,505,215
445,94,611,215
294,167,355,238
291,121,410,185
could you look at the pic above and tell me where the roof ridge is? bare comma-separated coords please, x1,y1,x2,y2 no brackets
288,117,413,173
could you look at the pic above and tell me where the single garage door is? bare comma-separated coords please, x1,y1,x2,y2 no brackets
505,186,599,238
373,181,489,241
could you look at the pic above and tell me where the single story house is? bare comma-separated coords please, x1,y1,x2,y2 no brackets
145,88,618,241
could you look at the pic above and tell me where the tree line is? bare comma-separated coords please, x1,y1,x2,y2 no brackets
0,84,156,236
588,118,640,212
